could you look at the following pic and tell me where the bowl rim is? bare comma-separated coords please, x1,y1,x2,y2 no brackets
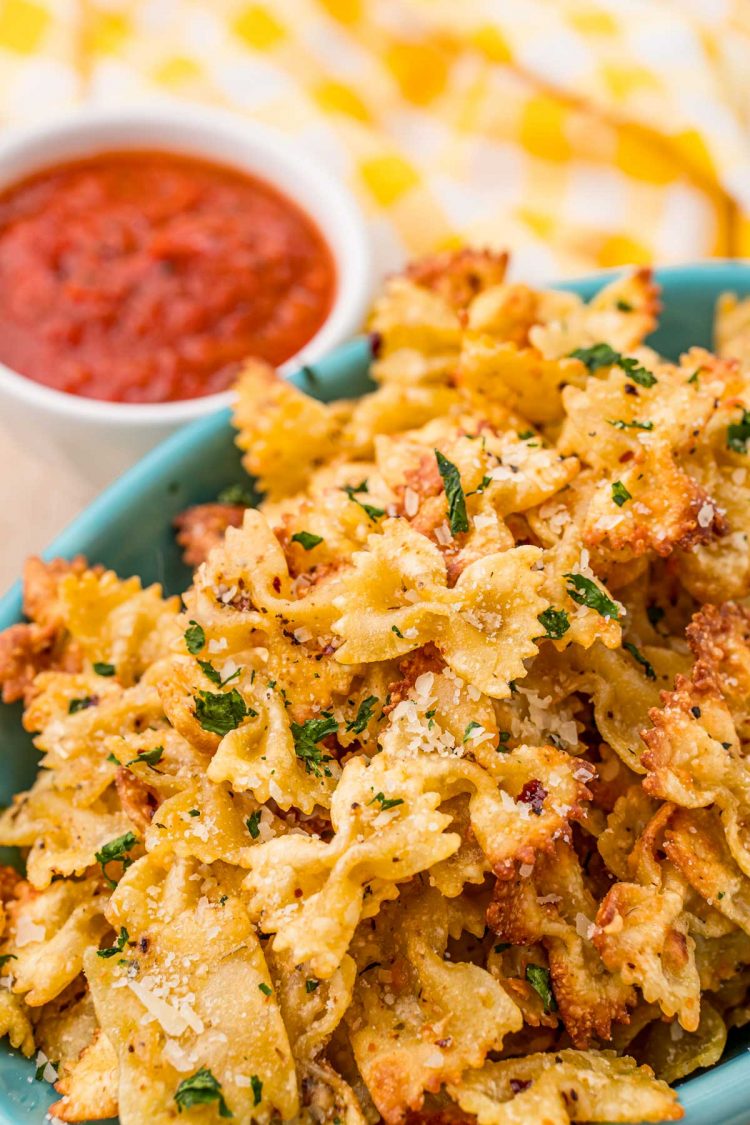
0,101,372,426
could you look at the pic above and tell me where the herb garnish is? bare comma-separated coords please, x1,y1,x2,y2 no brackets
198,659,241,688
194,689,250,736
217,483,254,507
346,695,378,734
607,418,654,431
97,927,129,959
564,573,620,620
369,792,404,811
291,715,337,777
93,662,115,677
305,978,320,993
68,696,96,714
727,408,750,453
525,964,557,1013
126,746,164,769
435,450,469,534
95,832,138,889
184,621,205,654
174,1068,232,1117
570,343,656,387
623,641,656,681
291,531,324,550
246,811,261,839
611,481,632,507
258,982,272,996
250,1076,262,1107
342,480,385,521
463,721,482,743
537,608,570,639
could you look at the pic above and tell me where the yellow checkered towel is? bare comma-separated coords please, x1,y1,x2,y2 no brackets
1,0,749,280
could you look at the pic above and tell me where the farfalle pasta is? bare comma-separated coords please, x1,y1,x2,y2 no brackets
4,249,750,1124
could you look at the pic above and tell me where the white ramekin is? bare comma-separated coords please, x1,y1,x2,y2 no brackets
0,103,372,485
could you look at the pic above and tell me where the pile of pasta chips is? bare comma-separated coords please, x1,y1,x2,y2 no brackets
4,248,750,1123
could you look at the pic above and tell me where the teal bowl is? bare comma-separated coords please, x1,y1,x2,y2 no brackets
2,261,750,1124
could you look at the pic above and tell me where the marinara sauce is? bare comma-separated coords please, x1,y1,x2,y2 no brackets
0,151,336,403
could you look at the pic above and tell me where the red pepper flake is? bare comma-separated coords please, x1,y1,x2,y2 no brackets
518,779,547,816
272,576,282,593
369,330,383,358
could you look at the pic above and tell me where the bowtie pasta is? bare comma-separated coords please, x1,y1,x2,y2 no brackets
4,247,750,1124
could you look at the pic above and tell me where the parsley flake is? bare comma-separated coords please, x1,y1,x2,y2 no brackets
435,450,469,534
607,418,654,432
217,483,254,507
369,792,404,811
126,746,164,769
494,942,510,954
616,299,633,312
198,660,241,688
184,621,205,654
346,695,378,734
564,573,620,621
611,480,632,507
570,343,656,387
250,1076,262,1107
97,927,129,959
0,954,16,969
258,982,272,996
93,662,115,677
246,810,261,839
623,641,656,681
727,409,750,453
537,608,570,640
342,480,384,522
291,531,324,550
95,832,138,889
174,1068,232,1118
291,715,337,777
68,696,96,714
194,689,249,736
463,720,482,743
305,978,320,993
391,624,404,639
525,964,557,1013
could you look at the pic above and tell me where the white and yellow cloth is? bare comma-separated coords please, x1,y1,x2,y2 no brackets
1,0,750,280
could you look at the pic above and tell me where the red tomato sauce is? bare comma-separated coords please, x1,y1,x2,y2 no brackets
0,151,336,403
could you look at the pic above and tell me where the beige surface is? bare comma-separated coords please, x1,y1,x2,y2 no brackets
0,419,95,594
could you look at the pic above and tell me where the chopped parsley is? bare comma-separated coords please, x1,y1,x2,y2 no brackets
525,964,557,1013
369,792,404,811
188,809,200,817
0,954,16,969
623,641,656,681
342,480,384,521
258,982,272,996
435,450,469,534
246,810,262,839
537,607,570,640
291,714,337,777
305,978,320,993
93,662,115,677
97,927,129,959
194,689,250,736
346,695,378,734
616,299,633,312
391,624,405,639
198,659,241,688
184,621,205,654
564,573,620,621
217,483,254,507
494,942,510,954
291,530,324,550
518,429,535,440
727,408,750,453
174,1068,232,1118
463,721,482,743
687,369,701,386
250,1076,262,1107
607,418,654,432
126,746,164,769
68,696,96,714
95,832,138,889
611,480,632,507
570,343,656,387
